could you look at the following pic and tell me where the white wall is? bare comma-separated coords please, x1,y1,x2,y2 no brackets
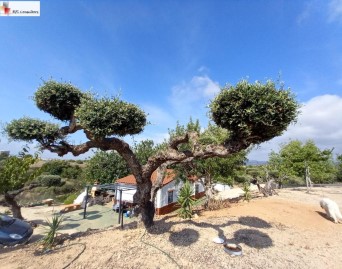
116,189,136,203
213,183,231,192
155,180,181,208
155,180,205,209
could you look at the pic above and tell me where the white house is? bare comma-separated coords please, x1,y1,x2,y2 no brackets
115,169,205,215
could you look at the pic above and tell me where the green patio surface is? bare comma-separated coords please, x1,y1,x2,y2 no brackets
32,204,136,241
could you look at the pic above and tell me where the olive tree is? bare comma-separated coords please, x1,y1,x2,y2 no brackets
268,140,336,184
83,150,130,184
5,79,299,227
0,153,40,219
171,122,248,207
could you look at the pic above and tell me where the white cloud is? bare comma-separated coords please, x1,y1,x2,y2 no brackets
248,95,342,161
170,75,220,106
328,0,342,22
296,1,316,25
142,104,174,127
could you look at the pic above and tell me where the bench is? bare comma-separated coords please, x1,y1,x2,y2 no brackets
60,203,81,213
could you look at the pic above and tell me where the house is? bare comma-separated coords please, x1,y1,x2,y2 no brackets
115,169,205,215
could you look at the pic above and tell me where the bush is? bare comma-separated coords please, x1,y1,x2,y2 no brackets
63,193,78,205
52,181,81,195
41,160,70,176
177,181,196,219
37,175,62,187
61,166,82,179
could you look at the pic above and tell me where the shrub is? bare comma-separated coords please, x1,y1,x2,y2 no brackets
63,193,78,205
177,181,196,219
41,214,64,249
38,175,62,187
41,160,70,176
52,181,79,195
61,166,82,179
242,182,252,202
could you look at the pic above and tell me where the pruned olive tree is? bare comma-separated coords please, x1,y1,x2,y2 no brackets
0,153,40,219
5,79,299,228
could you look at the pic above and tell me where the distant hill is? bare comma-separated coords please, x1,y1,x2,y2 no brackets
246,160,267,166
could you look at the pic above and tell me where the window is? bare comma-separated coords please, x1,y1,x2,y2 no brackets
168,190,174,204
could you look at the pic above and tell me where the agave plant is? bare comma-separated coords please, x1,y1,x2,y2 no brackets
41,213,64,249
177,180,196,219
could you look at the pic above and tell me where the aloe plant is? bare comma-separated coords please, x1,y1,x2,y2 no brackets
177,181,196,219
41,214,64,248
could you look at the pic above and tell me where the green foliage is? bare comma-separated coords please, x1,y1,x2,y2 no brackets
177,181,196,219
268,140,336,184
168,118,201,152
0,154,39,193
63,193,78,204
134,139,159,165
40,160,82,180
61,166,82,179
0,151,9,162
75,94,147,137
5,118,62,143
37,175,62,187
41,214,64,249
41,160,70,175
35,80,84,121
242,182,252,202
53,181,81,195
171,122,247,185
336,154,342,182
199,122,230,145
83,150,130,183
209,80,299,144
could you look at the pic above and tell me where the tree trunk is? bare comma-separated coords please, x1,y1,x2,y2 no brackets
134,178,155,228
4,192,23,219
140,200,155,228
200,176,216,209
150,164,168,203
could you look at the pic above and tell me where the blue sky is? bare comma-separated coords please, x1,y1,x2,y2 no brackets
1,0,342,161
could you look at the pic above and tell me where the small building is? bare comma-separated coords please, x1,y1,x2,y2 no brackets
116,169,205,215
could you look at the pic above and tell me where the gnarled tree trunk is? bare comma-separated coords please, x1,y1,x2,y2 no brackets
3,183,40,220
134,178,155,228
4,192,23,219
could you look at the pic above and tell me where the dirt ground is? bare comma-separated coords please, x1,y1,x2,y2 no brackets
1,186,342,269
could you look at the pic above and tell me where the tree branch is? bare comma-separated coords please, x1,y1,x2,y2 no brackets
8,183,41,197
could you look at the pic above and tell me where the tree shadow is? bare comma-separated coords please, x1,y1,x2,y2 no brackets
86,214,103,220
29,219,48,226
78,210,100,216
233,229,273,248
59,223,80,230
149,215,273,248
238,216,272,229
169,228,199,246
29,233,44,243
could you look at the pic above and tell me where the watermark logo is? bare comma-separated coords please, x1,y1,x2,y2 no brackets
0,1,40,16
0,2,10,15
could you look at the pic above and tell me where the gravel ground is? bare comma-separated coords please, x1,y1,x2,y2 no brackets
1,186,342,269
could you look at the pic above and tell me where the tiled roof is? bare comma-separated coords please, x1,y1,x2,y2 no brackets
116,169,176,186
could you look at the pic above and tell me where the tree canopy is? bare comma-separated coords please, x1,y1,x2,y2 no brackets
0,152,41,219
210,80,298,144
268,140,336,184
83,150,130,184
4,79,299,227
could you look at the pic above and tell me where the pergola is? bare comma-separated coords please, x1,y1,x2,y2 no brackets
82,183,136,229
